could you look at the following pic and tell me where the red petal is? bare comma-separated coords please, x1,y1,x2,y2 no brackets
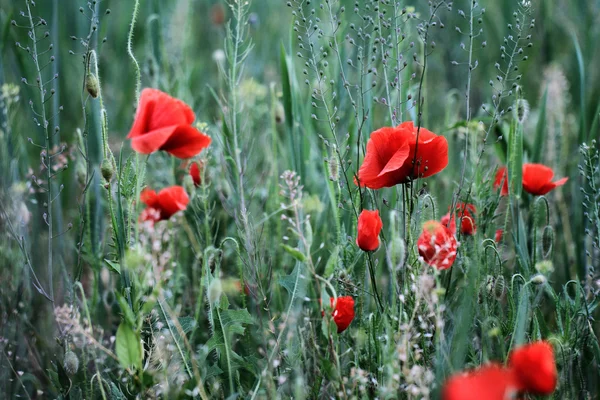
140,188,159,208
161,125,212,159
442,364,518,400
509,341,557,395
411,135,449,179
522,163,554,195
377,144,410,177
128,88,195,138
157,186,190,218
190,162,202,186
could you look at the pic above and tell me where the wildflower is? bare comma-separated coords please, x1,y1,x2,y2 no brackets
417,220,457,270
442,364,519,400
139,186,189,223
495,229,503,243
522,163,568,196
330,296,355,333
356,209,383,251
357,121,448,189
127,88,211,159
189,161,203,186
494,166,509,196
441,203,477,235
508,341,557,395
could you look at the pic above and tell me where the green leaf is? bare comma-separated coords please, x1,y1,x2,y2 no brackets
104,259,121,274
115,322,141,370
324,246,340,277
279,264,307,299
281,244,306,262
532,89,548,163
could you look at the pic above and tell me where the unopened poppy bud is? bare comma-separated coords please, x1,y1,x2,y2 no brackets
494,275,506,299
85,72,99,98
542,226,553,257
531,274,547,285
101,158,114,182
274,101,285,124
63,351,79,376
208,278,222,305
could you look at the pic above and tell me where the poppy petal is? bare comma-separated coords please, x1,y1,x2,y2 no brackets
413,135,449,179
158,186,190,218
140,188,159,208
130,126,178,155
377,143,410,177
161,125,212,159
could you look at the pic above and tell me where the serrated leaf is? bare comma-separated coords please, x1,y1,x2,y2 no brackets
115,322,141,369
104,259,121,274
281,244,306,262
109,382,126,400
279,264,307,299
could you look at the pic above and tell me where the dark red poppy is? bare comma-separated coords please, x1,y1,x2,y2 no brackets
357,121,448,189
495,229,503,243
356,209,383,251
417,220,458,270
440,203,477,236
442,364,519,400
140,186,190,223
508,341,557,395
494,166,509,196
522,163,567,196
330,296,355,333
189,161,203,186
127,88,211,159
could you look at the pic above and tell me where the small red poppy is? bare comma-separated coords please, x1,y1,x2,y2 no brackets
127,88,211,159
440,203,477,236
330,296,355,333
442,364,519,400
357,121,448,189
495,229,503,243
522,163,567,196
189,161,203,186
417,220,458,270
140,186,190,223
508,341,557,395
494,166,509,196
356,209,383,251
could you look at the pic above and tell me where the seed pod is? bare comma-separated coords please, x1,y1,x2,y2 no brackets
85,73,99,98
63,351,79,376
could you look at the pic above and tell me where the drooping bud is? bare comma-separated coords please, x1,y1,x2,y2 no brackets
275,101,285,124
63,351,79,376
100,158,114,182
208,278,223,305
85,73,99,98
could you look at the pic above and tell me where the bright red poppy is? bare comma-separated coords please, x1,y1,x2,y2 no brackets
494,166,509,196
508,341,557,395
440,203,477,236
189,161,203,186
495,229,503,243
417,220,458,270
127,88,211,159
442,364,519,400
357,121,448,189
139,186,190,223
330,296,355,333
522,163,567,196
356,209,383,251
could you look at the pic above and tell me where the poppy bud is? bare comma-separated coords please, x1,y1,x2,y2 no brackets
356,209,383,251
508,341,557,395
85,72,99,98
63,351,79,376
275,101,285,124
208,278,223,305
531,274,547,285
542,226,553,257
101,158,114,182
494,275,505,299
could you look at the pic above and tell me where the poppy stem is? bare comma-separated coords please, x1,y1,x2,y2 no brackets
367,253,384,313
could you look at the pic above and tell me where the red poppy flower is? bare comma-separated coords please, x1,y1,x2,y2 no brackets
440,203,477,236
356,209,383,251
508,341,557,395
139,186,190,223
494,166,509,196
127,88,211,159
330,296,355,333
417,220,458,270
442,364,519,400
357,121,448,189
495,229,503,243
522,163,567,196
189,161,203,186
